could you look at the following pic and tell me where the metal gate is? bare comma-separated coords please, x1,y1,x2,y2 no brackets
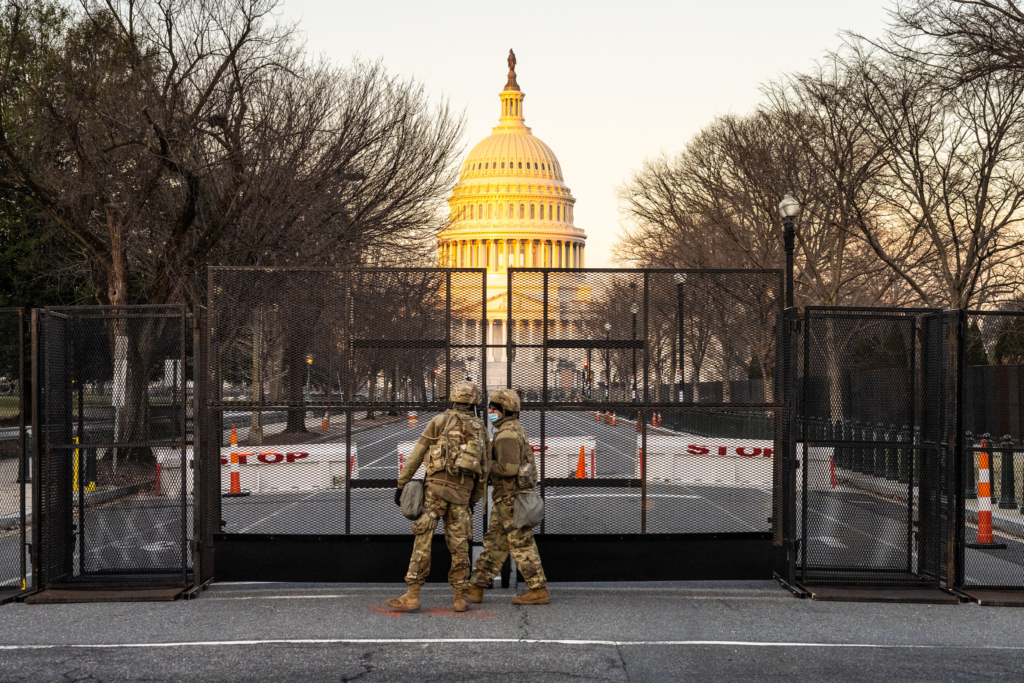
35,306,194,590
789,307,951,587
206,267,783,582
0,309,28,601
206,268,489,582
956,309,1024,591
505,268,783,580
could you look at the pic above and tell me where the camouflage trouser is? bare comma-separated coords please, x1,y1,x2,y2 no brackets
404,489,473,590
470,496,547,590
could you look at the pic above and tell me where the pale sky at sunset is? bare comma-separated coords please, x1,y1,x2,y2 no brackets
280,0,893,266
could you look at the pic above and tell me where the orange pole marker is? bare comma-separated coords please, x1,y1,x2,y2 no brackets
154,462,162,497
322,410,330,431
637,415,642,433
408,411,419,428
230,424,238,447
575,445,587,478
596,410,602,421
229,452,242,495
590,448,595,478
967,440,1007,549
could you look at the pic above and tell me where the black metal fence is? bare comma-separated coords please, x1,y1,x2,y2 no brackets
0,309,27,601
15,268,1023,592
201,267,782,582
957,309,1024,591
781,307,952,588
34,306,194,590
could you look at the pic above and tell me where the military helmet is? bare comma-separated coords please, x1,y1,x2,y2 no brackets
489,389,521,414
451,381,479,405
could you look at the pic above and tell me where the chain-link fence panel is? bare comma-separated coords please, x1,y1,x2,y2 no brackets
506,269,783,408
0,309,26,598
960,310,1024,589
796,308,947,587
208,268,488,411
207,269,489,544
38,306,192,590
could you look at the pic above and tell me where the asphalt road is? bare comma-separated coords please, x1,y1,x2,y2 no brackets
3,581,1024,682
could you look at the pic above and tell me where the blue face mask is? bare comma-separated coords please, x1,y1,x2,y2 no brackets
489,413,500,423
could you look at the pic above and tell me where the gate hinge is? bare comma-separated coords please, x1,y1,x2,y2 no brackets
791,317,802,332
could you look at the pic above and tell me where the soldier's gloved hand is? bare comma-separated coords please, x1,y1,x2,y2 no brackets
394,488,402,506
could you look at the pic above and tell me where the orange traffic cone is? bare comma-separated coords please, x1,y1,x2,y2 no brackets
658,412,663,427
408,411,419,428
967,439,1007,549
596,411,601,421
611,412,617,426
652,412,658,428
575,445,586,478
604,411,610,424
322,410,330,431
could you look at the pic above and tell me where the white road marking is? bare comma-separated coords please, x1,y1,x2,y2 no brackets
545,493,701,500
0,639,1014,651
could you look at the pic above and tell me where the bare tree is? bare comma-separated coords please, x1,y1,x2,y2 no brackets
616,110,891,307
889,0,1024,84
850,46,1024,308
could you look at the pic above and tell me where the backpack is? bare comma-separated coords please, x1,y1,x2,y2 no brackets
425,409,486,478
499,420,536,490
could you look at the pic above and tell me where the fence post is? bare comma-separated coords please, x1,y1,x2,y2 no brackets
999,434,1016,510
964,431,976,500
885,423,898,481
873,422,884,477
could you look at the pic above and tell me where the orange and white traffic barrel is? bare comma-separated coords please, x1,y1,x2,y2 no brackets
967,439,1007,549
408,411,419,429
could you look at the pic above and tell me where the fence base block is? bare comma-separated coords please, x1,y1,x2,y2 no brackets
800,585,959,604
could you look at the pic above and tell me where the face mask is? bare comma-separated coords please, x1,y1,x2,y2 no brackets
489,413,500,423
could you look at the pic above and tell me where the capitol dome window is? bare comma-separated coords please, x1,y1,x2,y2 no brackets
530,204,535,219
508,203,514,218
539,205,544,219
526,162,531,169
497,204,503,219
519,204,525,219
488,204,493,219
518,162,522,169
501,162,505,169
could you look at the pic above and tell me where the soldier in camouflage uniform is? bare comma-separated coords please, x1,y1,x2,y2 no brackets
387,381,489,613
467,389,549,605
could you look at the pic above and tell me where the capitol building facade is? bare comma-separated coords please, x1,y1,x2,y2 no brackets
439,53,587,389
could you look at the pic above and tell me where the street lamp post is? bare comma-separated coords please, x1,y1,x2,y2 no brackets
305,355,313,397
673,273,687,403
604,322,611,400
586,335,593,398
779,194,801,309
631,303,639,402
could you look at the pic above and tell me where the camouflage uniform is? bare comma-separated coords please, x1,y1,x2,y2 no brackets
396,384,489,591
470,390,547,591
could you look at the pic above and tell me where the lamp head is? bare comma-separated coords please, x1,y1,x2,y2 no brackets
673,272,688,285
604,322,611,332
630,304,639,315
778,194,801,219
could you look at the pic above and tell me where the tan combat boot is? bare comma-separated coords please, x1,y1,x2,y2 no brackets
453,588,468,613
386,584,421,612
512,587,549,605
466,585,484,603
